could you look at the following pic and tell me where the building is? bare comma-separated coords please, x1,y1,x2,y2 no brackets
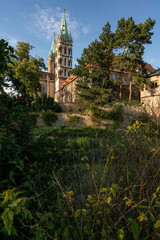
39,9,156,107
141,69,160,122
39,9,73,99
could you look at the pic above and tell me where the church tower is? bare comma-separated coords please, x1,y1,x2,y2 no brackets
47,9,73,94
48,33,56,73
54,9,73,92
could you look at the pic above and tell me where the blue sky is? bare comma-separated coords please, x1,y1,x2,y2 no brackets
1,0,160,69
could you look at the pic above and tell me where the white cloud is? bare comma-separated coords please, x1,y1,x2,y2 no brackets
29,5,89,40
82,26,89,35
0,33,17,46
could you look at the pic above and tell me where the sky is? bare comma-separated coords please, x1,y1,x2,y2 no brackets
1,0,160,69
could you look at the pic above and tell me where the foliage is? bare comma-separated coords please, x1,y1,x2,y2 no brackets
0,39,15,91
89,104,123,123
115,17,156,101
73,17,155,106
0,188,30,237
40,110,58,126
72,22,115,108
67,115,80,124
31,93,61,112
1,90,160,239
8,41,46,101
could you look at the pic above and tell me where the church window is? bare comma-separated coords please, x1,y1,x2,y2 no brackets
64,47,66,55
68,71,70,77
68,49,70,55
64,69,66,76
64,58,66,66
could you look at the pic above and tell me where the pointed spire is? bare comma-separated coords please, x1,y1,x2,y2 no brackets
49,33,56,58
58,8,69,39
68,28,72,40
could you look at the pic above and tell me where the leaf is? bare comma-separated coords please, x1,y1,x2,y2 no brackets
81,209,87,217
36,230,43,240
101,228,107,238
74,209,81,218
131,220,139,240
8,198,22,208
1,208,14,235
64,227,70,239
138,213,148,222
117,229,124,240
154,220,160,229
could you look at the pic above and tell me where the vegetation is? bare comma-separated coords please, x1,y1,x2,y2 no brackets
0,39,15,91
8,41,46,103
1,89,160,239
67,115,80,124
0,25,159,239
73,17,155,108
31,94,62,112
40,110,58,126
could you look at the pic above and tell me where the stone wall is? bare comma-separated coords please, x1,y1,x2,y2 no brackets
36,106,144,128
141,74,160,124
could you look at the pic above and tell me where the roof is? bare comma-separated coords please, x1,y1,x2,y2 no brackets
56,75,77,92
49,33,56,58
56,63,156,92
145,64,156,74
57,9,72,40
148,68,160,77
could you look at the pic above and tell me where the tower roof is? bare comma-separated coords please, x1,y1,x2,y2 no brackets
49,33,56,58
58,9,72,40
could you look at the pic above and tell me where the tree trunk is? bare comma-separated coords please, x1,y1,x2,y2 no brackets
129,78,132,102
119,84,122,99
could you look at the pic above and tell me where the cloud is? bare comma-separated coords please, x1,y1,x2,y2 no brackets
0,33,18,46
29,5,89,40
82,26,89,35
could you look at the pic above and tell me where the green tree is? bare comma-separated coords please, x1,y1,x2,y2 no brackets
9,41,46,101
0,39,15,91
72,22,115,108
115,17,155,101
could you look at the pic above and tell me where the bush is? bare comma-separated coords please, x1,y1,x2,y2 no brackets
31,94,61,112
89,105,123,123
40,110,58,126
67,115,80,124
106,104,123,122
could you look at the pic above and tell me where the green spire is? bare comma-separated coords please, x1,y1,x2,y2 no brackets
68,28,72,40
49,33,56,58
58,8,70,40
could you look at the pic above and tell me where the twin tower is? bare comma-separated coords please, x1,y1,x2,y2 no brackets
47,9,73,93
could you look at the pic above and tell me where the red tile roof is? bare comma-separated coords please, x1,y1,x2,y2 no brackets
56,75,78,92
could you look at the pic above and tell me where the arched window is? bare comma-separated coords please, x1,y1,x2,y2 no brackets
64,58,66,66
64,69,66,76
64,47,66,55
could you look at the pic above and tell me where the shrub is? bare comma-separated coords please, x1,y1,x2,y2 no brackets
106,104,123,122
31,94,61,112
89,105,123,123
67,115,80,124
40,110,58,126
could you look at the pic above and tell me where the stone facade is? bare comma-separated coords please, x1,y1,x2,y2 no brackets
141,69,160,123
